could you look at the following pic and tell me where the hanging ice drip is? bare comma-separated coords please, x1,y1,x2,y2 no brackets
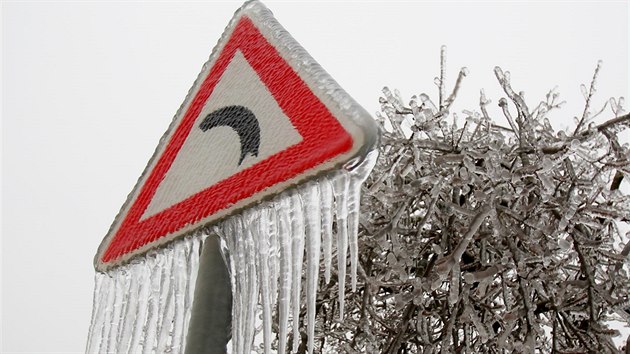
217,150,377,354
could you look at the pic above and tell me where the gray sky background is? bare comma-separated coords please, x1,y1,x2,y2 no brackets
2,1,628,352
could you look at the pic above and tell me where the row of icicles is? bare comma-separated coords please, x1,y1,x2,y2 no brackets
86,151,377,354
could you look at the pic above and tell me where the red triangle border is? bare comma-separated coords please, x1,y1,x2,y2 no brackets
101,17,353,264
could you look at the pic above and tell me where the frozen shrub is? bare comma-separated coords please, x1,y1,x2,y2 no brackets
312,49,630,353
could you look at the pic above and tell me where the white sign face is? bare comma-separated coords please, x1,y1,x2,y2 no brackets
96,1,378,270
143,51,303,219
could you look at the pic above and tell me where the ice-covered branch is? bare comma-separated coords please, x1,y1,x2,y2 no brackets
316,53,630,353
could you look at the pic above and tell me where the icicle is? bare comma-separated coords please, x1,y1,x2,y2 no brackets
301,182,322,354
331,172,349,320
348,150,378,293
275,196,293,354
108,271,130,351
170,242,188,353
320,178,334,284
86,273,107,353
227,216,246,353
255,208,273,354
182,236,201,350
218,220,238,354
129,262,151,352
100,270,118,353
267,207,280,312
289,190,306,352
116,270,138,353
243,211,259,353
156,255,175,353
142,257,164,354
220,216,246,354
347,175,361,292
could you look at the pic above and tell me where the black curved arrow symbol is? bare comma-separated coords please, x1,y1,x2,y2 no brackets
199,105,261,166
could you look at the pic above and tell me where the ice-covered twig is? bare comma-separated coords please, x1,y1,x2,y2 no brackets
574,60,603,135
443,67,469,111
439,45,447,109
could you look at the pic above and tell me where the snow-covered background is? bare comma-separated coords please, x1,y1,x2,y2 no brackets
2,1,628,353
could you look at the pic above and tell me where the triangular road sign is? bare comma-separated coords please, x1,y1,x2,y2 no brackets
96,1,378,270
